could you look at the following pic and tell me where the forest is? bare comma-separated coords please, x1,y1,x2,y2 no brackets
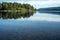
0,2,34,12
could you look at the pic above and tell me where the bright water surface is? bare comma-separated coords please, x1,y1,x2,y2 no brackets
0,11,60,40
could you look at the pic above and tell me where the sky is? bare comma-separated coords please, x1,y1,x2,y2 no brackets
0,0,60,9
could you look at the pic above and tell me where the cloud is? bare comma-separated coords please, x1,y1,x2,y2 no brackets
0,0,47,2
0,0,60,8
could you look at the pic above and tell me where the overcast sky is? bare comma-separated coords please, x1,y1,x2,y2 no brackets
0,0,60,9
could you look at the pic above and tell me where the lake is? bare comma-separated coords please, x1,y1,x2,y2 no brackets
0,11,60,40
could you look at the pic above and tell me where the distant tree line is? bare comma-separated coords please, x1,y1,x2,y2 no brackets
0,2,34,12
37,7,60,11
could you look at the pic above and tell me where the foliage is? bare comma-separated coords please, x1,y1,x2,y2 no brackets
0,2,34,12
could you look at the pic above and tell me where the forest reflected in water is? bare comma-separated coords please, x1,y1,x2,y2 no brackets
38,11,60,15
0,11,60,40
0,12,34,19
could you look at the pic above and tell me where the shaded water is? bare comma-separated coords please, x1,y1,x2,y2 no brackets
0,11,60,40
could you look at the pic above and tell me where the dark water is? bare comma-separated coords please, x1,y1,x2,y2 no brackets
0,11,60,40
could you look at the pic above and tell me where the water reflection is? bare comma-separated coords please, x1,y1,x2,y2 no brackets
0,11,60,40
0,12,34,19
39,11,60,15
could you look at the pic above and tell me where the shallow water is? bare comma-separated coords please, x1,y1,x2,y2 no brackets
0,11,60,40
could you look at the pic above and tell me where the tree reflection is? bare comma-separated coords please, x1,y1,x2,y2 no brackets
38,11,60,15
0,12,34,19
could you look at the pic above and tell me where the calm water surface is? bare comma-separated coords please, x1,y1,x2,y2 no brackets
0,11,60,40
